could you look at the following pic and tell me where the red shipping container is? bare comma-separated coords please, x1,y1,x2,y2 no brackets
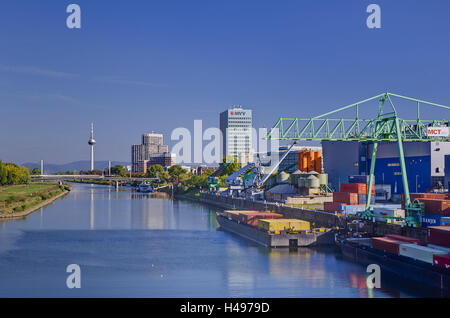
333,192,359,205
428,226,450,248
410,193,425,199
433,254,450,269
416,199,450,216
235,211,259,223
385,234,422,245
341,183,375,195
239,212,283,226
372,237,402,254
324,202,346,212
409,193,449,200
423,193,448,200
225,211,242,221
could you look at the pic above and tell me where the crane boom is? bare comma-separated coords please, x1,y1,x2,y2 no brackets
266,92,450,227
256,141,297,188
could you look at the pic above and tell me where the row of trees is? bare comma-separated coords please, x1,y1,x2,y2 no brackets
153,157,241,193
0,160,30,186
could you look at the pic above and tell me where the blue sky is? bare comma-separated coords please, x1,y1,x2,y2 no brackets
1,0,450,164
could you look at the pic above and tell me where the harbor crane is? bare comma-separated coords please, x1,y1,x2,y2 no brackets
207,157,235,193
225,142,298,198
266,92,450,227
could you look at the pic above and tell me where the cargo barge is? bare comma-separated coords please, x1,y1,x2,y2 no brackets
216,212,335,248
337,237,450,294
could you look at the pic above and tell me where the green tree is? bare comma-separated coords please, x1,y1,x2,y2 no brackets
3,163,30,185
147,164,164,178
223,157,241,176
168,165,187,182
0,160,7,186
31,168,41,175
218,175,227,188
111,165,127,177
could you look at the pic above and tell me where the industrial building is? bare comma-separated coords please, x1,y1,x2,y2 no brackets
322,141,450,194
220,106,253,163
258,145,322,173
131,133,172,172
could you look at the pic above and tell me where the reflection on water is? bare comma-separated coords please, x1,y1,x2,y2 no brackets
0,183,429,297
90,187,94,230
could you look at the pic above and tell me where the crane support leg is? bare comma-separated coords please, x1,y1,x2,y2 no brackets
395,117,411,206
364,141,378,218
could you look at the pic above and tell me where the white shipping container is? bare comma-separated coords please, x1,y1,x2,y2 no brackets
399,244,448,264
441,217,450,226
427,244,450,253
342,205,366,215
373,208,405,222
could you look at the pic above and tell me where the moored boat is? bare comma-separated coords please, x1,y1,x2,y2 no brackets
216,211,334,248
137,182,153,193
337,236,450,294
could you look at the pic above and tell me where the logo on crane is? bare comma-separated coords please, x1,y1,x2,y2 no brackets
427,127,449,137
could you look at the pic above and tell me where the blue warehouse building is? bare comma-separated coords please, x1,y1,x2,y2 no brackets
323,141,450,194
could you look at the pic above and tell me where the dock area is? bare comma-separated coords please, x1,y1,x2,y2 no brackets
199,193,428,242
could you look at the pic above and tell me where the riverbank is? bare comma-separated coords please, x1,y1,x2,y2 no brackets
0,182,71,220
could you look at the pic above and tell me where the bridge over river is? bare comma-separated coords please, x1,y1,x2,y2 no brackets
31,175,160,186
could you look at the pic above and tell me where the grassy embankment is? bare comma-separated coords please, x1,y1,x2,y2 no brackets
0,182,70,216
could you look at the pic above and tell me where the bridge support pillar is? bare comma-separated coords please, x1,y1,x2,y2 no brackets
115,181,119,190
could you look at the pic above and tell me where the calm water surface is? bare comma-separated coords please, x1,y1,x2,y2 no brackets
0,183,425,297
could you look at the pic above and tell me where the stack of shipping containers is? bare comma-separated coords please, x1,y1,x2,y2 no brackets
405,193,450,227
323,181,375,214
370,228,450,269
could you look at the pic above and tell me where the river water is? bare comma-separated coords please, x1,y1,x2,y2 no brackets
0,183,427,297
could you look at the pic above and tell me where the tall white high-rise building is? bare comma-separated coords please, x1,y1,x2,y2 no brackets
220,106,253,163
88,122,96,171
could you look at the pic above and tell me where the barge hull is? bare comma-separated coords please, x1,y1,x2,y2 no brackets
216,215,334,248
339,240,450,294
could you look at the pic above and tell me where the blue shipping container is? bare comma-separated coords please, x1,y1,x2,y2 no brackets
441,217,450,226
421,214,441,227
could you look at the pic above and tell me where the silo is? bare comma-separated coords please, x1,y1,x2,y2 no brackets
318,173,328,186
277,171,290,184
307,174,320,188
290,170,303,185
298,176,305,188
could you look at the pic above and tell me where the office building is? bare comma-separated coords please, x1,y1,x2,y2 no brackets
131,144,144,173
220,106,253,163
149,152,176,168
131,132,172,172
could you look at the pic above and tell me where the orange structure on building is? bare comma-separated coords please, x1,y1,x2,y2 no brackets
298,150,322,173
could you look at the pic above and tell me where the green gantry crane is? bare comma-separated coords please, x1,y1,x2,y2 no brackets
266,92,450,227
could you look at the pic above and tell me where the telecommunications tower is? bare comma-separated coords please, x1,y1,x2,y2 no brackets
88,123,96,171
